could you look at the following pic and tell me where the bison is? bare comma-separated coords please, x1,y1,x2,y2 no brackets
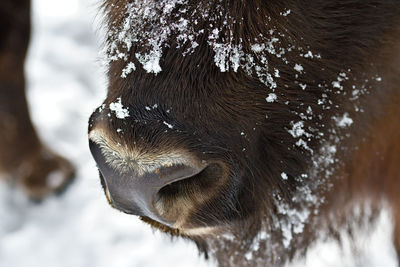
2,0,400,266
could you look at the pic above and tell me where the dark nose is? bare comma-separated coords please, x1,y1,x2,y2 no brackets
88,139,205,226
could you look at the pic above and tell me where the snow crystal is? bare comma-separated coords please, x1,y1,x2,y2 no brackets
163,121,174,129
334,113,353,128
109,97,130,119
332,81,342,89
98,103,106,112
311,143,338,176
281,172,288,180
211,43,231,73
251,43,265,53
302,51,313,58
296,139,313,153
281,222,293,248
332,71,349,91
274,194,313,249
288,121,306,138
266,93,277,103
136,52,162,74
287,121,314,153
244,251,254,261
280,9,291,16
121,62,136,78
294,64,303,73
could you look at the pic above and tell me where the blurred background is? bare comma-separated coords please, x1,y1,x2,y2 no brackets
0,0,397,266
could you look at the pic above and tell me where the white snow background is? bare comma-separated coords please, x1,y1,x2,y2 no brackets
0,0,398,266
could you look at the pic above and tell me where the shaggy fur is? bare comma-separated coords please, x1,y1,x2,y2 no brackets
89,0,400,266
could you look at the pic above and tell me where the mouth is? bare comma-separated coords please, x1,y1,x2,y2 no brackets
139,215,219,237
139,216,184,236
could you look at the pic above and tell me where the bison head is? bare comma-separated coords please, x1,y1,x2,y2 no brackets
88,0,400,265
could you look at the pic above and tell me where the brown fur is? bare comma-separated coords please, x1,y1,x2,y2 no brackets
340,88,400,252
91,1,400,265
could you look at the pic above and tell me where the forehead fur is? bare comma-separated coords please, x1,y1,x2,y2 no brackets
102,0,304,87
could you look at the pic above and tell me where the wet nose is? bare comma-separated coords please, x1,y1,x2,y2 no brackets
88,139,205,226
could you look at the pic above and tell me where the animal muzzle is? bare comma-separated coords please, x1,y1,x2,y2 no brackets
88,138,207,227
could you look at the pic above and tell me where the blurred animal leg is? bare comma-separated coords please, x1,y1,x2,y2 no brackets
0,0,75,200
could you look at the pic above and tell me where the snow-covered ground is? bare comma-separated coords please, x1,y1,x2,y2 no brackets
0,0,398,266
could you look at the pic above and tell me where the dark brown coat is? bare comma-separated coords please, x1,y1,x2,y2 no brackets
92,1,400,266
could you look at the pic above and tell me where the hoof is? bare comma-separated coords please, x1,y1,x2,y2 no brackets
14,148,76,201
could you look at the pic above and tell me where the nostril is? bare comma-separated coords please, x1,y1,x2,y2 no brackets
157,163,223,199
151,164,207,188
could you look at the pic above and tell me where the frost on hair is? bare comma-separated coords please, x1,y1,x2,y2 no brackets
103,0,304,91
109,97,130,119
